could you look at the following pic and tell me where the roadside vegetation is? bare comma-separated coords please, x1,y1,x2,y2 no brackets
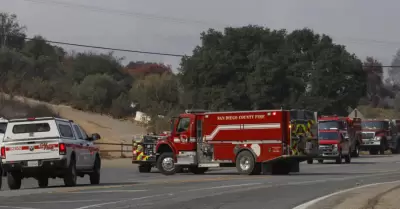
1,12,400,134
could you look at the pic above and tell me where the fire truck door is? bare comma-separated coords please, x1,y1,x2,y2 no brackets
176,117,191,143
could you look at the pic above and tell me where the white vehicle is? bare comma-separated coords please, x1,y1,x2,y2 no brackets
0,117,101,190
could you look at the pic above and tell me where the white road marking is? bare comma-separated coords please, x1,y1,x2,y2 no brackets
0,206,38,209
74,183,262,209
292,180,400,209
186,183,262,192
23,199,105,204
69,190,147,194
74,194,169,209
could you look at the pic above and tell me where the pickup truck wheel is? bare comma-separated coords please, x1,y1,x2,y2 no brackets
38,177,49,188
189,167,208,174
7,172,21,190
90,157,101,185
64,158,77,187
156,153,176,175
236,151,256,175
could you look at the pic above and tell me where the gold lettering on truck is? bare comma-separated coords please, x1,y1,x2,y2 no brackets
217,114,266,120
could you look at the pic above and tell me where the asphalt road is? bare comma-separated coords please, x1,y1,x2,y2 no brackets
1,155,400,209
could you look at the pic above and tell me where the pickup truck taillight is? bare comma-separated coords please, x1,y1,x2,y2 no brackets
59,143,66,155
1,146,5,159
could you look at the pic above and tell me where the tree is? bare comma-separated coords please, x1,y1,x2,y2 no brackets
0,13,26,49
362,57,394,107
180,26,367,114
130,73,180,116
71,74,122,113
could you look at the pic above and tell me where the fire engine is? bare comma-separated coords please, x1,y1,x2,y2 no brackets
316,115,362,158
134,109,319,176
360,119,400,155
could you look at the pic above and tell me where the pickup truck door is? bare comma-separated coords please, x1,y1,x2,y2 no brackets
56,121,85,168
79,125,95,167
71,124,91,168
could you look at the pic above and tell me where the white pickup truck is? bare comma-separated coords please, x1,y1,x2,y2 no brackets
0,117,101,190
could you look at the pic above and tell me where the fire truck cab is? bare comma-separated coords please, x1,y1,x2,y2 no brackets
154,109,319,176
317,115,362,158
360,119,400,155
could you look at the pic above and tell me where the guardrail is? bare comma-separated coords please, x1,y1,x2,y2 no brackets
95,142,134,158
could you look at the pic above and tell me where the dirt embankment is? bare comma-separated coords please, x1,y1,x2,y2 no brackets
1,93,146,157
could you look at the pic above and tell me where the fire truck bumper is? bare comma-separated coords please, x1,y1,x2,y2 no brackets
359,140,381,150
132,155,157,165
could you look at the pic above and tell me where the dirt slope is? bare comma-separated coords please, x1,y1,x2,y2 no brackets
2,94,146,157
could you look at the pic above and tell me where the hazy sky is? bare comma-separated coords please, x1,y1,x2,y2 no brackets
1,0,400,76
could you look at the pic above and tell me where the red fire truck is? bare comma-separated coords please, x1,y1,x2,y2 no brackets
133,109,319,175
360,119,400,155
317,115,362,158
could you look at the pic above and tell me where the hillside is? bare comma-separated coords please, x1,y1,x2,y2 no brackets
1,93,146,157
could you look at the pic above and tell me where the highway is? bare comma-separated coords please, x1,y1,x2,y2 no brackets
0,155,400,209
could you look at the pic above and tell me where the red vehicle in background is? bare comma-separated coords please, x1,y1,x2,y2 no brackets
317,115,362,157
132,109,320,176
315,130,351,164
360,119,400,155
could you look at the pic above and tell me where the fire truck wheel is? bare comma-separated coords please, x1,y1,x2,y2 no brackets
379,144,385,155
138,165,152,173
157,153,177,175
351,144,360,157
344,154,351,164
335,153,342,164
236,151,256,175
189,167,208,174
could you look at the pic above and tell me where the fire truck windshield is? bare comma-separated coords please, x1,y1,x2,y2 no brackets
318,121,343,130
318,132,340,140
361,121,385,129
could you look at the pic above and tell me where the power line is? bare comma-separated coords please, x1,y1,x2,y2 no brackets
2,35,400,68
23,36,185,57
12,0,400,47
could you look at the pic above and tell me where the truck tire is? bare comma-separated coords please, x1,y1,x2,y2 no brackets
318,160,324,164
379,144,385,155
344,152,351,164
351,143,360,157
335,152,342,164
189,167,208,174
271,162,290,175
235,150,256,175
7,172,21,190
156,152,176,175
38,177,49,188
64,158,77,187
391,140,400,154
138,164,152,173
90,156,101,185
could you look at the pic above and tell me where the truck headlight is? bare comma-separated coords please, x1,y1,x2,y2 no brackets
374,136,382,141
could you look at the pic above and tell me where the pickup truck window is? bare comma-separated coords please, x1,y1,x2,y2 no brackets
12,123,50,134
59,124,74,138
73,125,83,139
176,118,190,132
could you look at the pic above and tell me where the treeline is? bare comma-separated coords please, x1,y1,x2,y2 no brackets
0,12,399,131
